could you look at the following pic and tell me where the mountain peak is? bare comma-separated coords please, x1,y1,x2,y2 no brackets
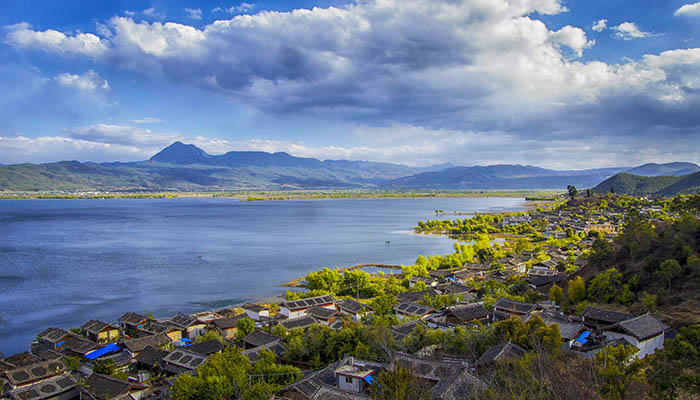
149,142,211,165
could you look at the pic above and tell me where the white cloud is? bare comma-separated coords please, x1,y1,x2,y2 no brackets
592,19,607,32
4,22,107,57
142,7,166,19
218,3,256,14
675,2,700,16
67,124,180,147
612,22,653,40
549,25,594,56
55,70,109,91
132,117,164,124
185,8,202,20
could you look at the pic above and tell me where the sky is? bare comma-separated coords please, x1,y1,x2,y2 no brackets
1,0,699,169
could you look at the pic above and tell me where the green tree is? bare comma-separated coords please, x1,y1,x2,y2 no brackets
594,344,643,400
236,316,255,339
371,294,397,317
655,259,682,290
65,355,81,372
641,292,657,312
549,284,563,306
370,363,431,400
568,276,586,304
588,268,623,303
193,329,226,344
93,359,115,375
647,325,700,399
271,324,287,337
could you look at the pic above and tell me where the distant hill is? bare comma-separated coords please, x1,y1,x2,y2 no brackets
625,162,700,177
593,171,700,196
1,142,697,193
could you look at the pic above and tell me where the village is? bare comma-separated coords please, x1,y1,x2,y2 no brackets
1,193,698,400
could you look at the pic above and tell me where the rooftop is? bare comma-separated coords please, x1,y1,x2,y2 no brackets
162,349,208,370
281,294,335,311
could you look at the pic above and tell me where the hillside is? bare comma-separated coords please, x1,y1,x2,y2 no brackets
625,162,700,177
594,171,700,196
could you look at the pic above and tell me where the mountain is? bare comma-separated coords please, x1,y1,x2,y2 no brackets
593,171,700,196
381,165,629,190
624,162,700,177
0,142,697,193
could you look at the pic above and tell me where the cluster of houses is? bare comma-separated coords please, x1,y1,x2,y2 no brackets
1,284,673,400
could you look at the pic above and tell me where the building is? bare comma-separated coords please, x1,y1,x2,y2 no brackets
242,303,269,321
117,312,147,331
443,303,490,326
211,314,246,340
308,306,339,325
393,302,435,319
337,299,372,321
81,320,119,343
79,373,149,399
168,313,207,339
241,330,281,350
34,328,72,353
492,298,538,321
473,341,528,373
63,336,98,357
334,363,375,394
279,294,335,319
601,313,670,359
160,349,208,375
122,334,171,358
582,307,633,330
137,320,182,341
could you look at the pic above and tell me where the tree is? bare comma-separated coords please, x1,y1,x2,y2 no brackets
93,359,115,375
193,329,226,344
568,276,586,304
655,259,682,290
588,268,623,303
641,292,657,312
567,185,578,200
647,325,700,399
65,355,81,372
549,284,563,306
236,316,255,339
370,363,431,400
594,344,643,400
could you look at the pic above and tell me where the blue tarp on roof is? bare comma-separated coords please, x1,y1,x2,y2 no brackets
364,375,374,385
575,331,591,344
178,338,192,342
85,343,121,360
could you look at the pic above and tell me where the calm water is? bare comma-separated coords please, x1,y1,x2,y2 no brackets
0,197,524,354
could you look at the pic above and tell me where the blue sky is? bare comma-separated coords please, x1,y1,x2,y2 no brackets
1,0,699,168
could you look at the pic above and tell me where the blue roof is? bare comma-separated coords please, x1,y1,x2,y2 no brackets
85,343,121,360
364,375,374,385
178,338,192,342
575,331,591,344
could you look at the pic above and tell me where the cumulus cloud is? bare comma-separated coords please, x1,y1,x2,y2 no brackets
4,22,107,57
185,8,202,20
612,22,653,40
592,19,607,32
55,70,109,91
675,2,700,16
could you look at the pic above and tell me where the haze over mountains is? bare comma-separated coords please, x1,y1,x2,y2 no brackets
0,141,698,193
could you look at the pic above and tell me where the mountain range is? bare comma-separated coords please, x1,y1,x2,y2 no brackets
0,141,698,193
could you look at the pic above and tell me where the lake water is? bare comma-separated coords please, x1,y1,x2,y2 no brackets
0,197,524,354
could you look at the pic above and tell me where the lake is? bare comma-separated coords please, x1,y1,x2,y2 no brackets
0,196,524,354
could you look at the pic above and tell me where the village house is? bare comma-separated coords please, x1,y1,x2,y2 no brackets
161,349,208,376
117,312,147,332
33,327,72,353
211,314,246,340
63,336,98,358
307,305,340,326
582,307,633,330
279,315,318,331
122,334,171,358
242,303,270,321
337,299,372,321
390,352,485,399
134,346,168,382
524,273,566,292
393,302,436,320
584,222,619,235
601,313,670,359
168,313,207,339
409,276,439,288
435,282,475,301
2,359,69,392
279,294,335,319
473,341,528,374
188,340,225,357
138,320,182,341
492,298,538,321
443,303,490,326
80,319,119,343
241,330,282,354
528,309,584,348
79,373,149,400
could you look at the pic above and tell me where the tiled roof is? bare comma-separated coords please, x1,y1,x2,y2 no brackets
242,303,266,312
81,373,131,400
308,306,338,320
122,334,171,354
2,352,39,368
337,299,370,314
4,359,66,387
162,349,208,370
393,302,435,317
280,315,318,330
474,342,527,367
81,320,117,335
212,314,246,330
139,320,173,335
280,295,335,311
36,328,71,344
583,307,633,325
396,289,439,303
391,352,460,382
169,313,199,329
242,330,281,348
609,313,670,341
447,303,489,322
8,374,76,400
188,340,225,356
63,336,97,355
431,369,486,400
493,297,537,315
117,312,147,325
134,346,168,368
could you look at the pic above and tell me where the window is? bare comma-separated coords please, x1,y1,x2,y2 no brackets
345,376,353,384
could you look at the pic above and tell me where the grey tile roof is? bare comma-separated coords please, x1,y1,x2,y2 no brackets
337,299,370,314
81,320,117,335
280,315,318,330
610,313,670,341
63,336,97,355
493,297,537,315
212,314,246,330
188,339,225,355
583,307,633,325
242,303,266,313
122,334,171,354
117,312,147,326
430,369,486,400
393,301,435,317
138,320,174,335
4,359,67,387
396,289,439,303
162,349,208,371
8,374,76,400
281,294,335,311
169,313,200,329
242,330,281,348
447,303,489,322
134,346,168,368
474,342,527,367
391,352,460,382
80,373,132,400
308,306,339,320
36,328,71,344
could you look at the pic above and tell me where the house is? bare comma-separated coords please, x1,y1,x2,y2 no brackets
122,334,171,358
242,303,270,321
279,294,335,319
6,373,77,400
337,299,372,321
462,263,490,272
0,352,39,369
390,320,424,341
241,330,281,350
409,276,438,288
601,313,670,358
279,315,319,331
430,368,487,400
137,320,182,341
473,341,528,373
390,352,461,389
79,373,149,400
524,273,566,292
585,223,619,235
168,313,207,339
435,282,475,301
444,303,490,326
582,307,633,330
117,312,147,331
428,269,456,279
393,302,436,319
528,310,583,348
492,298,538,321
334,363,375,394
34,327,72,353
63,336,99,357
211,314,246,340
533,259,558,270
308,305,340,325
527,266,559,277
188,340,225,356
161,349,208,375
81,320,120,343
2,359,68,391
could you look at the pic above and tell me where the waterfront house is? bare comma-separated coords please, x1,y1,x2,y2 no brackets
492,298,538,321
337,299,372,321
81,320,119,343
137,320,182,341
601,313,670,359
117,312,147,332
6,373,77,400
211,314,246,340
134,346,168,375
393,302,435,319
279,294,335,319
2,359,68,391
168,313,207,339
34,327,72,353
63,336,98,357
242,303,270,321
